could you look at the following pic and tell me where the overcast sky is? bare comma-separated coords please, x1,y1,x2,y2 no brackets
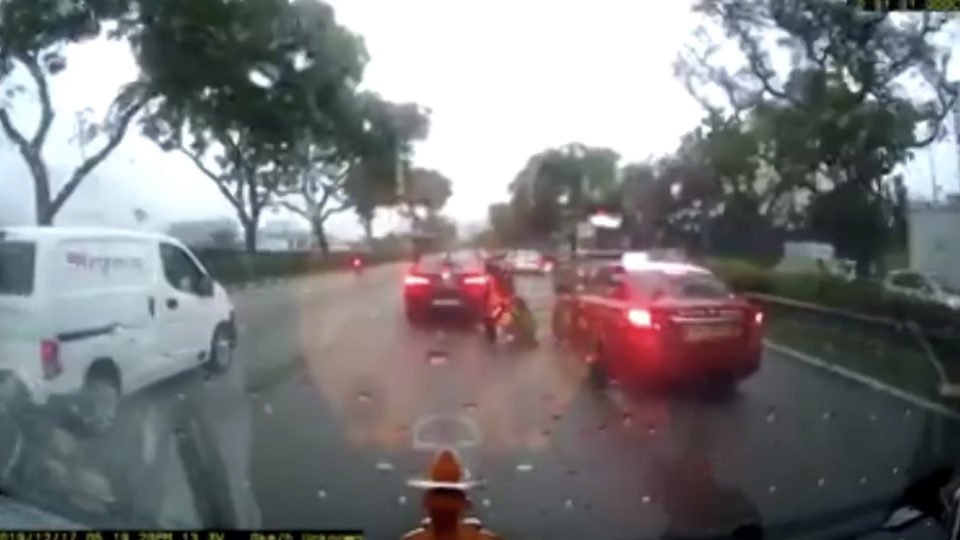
0,1,957,238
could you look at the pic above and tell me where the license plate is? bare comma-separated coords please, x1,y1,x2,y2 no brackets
684,324,740,342
432,298,461,307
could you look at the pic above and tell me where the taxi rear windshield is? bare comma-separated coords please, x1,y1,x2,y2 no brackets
415,253,481,274
0,240,36,296
630,270,730,300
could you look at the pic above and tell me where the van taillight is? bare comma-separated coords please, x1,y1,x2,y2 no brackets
41,339,62,380
627,308,653,328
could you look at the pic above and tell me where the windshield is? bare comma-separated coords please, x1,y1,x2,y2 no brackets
0,1,959,539
930,276,960,296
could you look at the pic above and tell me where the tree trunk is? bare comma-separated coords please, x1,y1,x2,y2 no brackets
242,220,258,253
312,217,329,255
361,218,373,244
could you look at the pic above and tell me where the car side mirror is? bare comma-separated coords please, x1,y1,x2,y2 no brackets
197,276,215,297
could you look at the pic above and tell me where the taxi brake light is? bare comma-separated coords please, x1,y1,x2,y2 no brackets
627,308,653,328
463,275,488,285
404,275,430,286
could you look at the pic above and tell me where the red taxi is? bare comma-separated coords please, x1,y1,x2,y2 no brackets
552,254,763,390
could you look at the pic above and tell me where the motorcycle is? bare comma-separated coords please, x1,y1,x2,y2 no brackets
483,296,537,348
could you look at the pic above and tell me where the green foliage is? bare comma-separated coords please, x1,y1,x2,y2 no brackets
706,258,960,332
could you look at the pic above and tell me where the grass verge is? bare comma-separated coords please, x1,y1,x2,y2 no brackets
765,315,960,412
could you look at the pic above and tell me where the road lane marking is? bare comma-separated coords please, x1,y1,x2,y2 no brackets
765,340,960,423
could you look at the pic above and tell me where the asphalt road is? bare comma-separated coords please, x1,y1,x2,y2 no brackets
8,261,960,539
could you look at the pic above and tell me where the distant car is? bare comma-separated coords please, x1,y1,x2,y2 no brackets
883,269,960,310
506,250,553,275
402,252,491,325
552,255,763,391
0,226,236,434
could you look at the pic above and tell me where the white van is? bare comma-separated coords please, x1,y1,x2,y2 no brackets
0,226,236,433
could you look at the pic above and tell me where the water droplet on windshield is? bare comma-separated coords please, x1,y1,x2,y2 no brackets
768,485,777,494
622,412,633,427
869,414,877,422
427,351,448,367
317,489,327,499
356,392,372,403
463,402,478,413
765,407,776,423
541,429,552,438
263,403,273,415
892,467,900,475
567,469,577,476
542,393,554,402
177,393,186,401
482,498,491,507
647,423,658,435
398,495,407,505
817,477,825,487
822,411,834,421
859,476,867,484
904,408,912,418
641,495,651,504
564,499,574,509
552,413,562,422
516,463,534,473
376,461,394,472
598,422,607,432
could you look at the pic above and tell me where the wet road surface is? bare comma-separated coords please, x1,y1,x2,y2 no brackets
9,261,960,539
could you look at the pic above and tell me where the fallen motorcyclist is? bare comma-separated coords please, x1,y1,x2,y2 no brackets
483,256,537,346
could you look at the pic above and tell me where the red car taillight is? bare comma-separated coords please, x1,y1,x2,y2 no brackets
404,275,430,286
352,258,361,267
41,339,62,380
626,308,653,328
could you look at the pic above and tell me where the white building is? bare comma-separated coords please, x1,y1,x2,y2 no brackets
907,195,960,289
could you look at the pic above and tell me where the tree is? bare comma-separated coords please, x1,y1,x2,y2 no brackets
401,167,452,230
136,0,367,252
508,143,621,241
0,0,150,225
676,0,959,275
342,97,430,243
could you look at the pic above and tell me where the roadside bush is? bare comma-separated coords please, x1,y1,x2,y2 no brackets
705,258,960,335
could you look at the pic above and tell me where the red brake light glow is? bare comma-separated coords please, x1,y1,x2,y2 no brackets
626,308,653,328
463,275,488,285
404,275,430,286
754,311,764,324
41,339,62,380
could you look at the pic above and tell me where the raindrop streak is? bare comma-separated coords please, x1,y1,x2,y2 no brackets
516,463,534,473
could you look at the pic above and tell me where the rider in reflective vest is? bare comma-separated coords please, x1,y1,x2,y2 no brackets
402,449,501,540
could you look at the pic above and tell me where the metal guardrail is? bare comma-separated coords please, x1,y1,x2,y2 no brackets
746,293,960,398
